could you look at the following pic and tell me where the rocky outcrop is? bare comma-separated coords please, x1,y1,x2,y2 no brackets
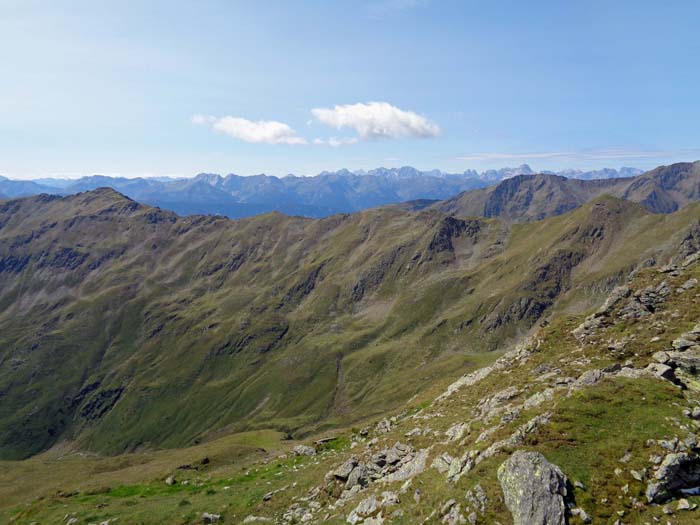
573,285,630,340
497,451,567,525
646,452,700,503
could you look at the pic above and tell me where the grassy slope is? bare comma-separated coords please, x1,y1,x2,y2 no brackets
2,191,700,463
6,238,700,524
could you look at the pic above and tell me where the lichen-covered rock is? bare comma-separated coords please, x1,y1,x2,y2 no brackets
497,451,567,525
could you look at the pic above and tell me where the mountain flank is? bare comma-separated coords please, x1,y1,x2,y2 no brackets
1,186,700,463
5,231,700,523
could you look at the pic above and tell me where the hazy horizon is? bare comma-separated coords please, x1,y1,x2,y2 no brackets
0,162,663,182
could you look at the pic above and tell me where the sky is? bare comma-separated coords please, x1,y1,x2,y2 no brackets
1,0,699,179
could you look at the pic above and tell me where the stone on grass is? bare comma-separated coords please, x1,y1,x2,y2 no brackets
497,451,567,525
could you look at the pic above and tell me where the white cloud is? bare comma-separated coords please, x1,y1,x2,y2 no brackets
311,102,440,141
192,114,307,145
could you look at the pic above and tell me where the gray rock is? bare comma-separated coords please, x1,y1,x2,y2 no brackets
619,298,651,320
432,452,454,473
447,451,476,483
645,363,676,382
441,502,466,524
653,351,671,364
164,476,176,486
333,457,359,481
202,513,221,524
673,338,699,351
347,495,380,524
646,453,700,503
682,253,700,267
292,445,317,457
678,497,691,510
523,388,555,410
385,442,411,464
465,484,488,514
571,507,592,523
383,448,430,483
381,491,400,506
573,369,603,388
598,285,631,314
497,451,567,525
346,464,369,489
404,427,422,437
681,278,698,290
666,349,700,373
375,418,392,434
445,422,470,442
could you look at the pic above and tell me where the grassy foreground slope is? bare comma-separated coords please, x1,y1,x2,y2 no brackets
3,189,700,462
5,218,700,524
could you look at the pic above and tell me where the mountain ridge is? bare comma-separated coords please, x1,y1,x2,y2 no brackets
0,164,644,220
429,161,700,222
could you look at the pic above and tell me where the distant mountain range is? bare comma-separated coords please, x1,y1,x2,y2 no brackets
0,164,644,218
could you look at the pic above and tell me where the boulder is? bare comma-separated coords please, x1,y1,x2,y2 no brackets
653,351,671,364
597,285,631,315
202,513,221,524
573,369,603,388
292,445,317,457
673,338,700,351
346,495,380,524
445,422,470,441
646,453,700,503
383,448,430,483
666,349,700,373
432,453,454,473
346,464,369,489
497,451,567,525
333,457,359,481
645,363,677,382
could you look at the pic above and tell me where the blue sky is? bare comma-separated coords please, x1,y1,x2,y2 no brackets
1,0,699,179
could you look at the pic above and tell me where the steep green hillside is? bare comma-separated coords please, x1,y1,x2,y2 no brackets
5,220,700,524
2,190,700,462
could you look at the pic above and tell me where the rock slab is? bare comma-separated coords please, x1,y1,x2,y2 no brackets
497,451,567,525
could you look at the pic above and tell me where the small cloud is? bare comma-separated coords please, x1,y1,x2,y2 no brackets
192,114,307,145
311,101,440,141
